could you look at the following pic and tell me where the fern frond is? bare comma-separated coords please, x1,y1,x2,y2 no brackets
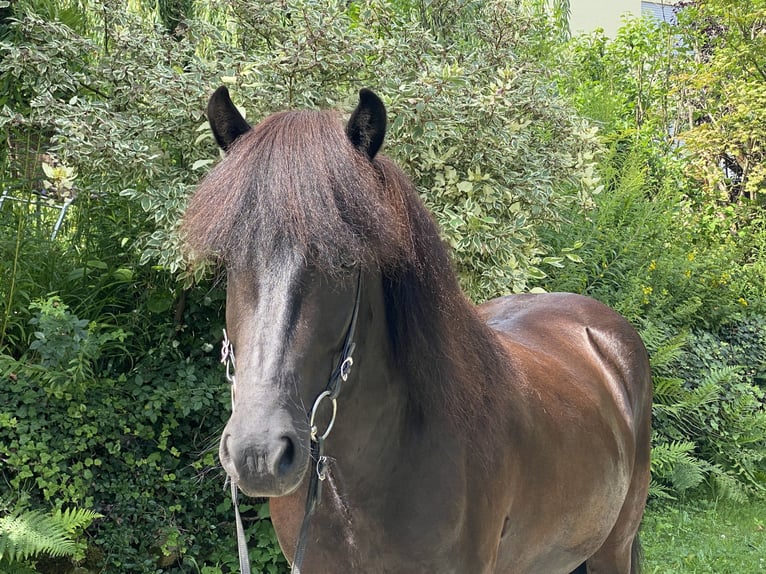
646,329,688,372
637,321,666,353
650,439,709,495
648,478,676,500
0,556,36,574
654,380,723,437
710,469,751,504
54,508,102,534
651,440,696,472
0,509,75,562
652,376,684,403
666,297,703,325
699,365,740,387
721,390,766,445
683,380,722,410
670,456,706,492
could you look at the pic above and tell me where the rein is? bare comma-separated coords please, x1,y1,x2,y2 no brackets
220,270,363,574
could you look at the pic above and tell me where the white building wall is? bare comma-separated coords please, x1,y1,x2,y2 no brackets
569,0,641,37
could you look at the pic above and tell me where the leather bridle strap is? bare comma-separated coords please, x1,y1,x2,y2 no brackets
223,269,363,574
290,439,323,574
292,269,362,574
222,333,251,574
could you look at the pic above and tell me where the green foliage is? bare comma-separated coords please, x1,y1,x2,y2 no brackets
153,0,600,296
650,440,709,498
0,6,220,283
377,0,597,297
717,315,766,387
540,135,754,329
546,9,766,502
157,0,195,35
26,296,127,390
565,16,685,133
559,7,766,301
0,287,289,573
1,0,598,301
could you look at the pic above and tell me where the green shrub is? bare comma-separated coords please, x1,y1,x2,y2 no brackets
540,133,755,330
540,22,766,501
540,139,766,499
717,316,766,388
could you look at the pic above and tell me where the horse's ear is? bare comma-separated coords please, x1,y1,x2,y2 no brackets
346,88,386,160
207,86,252,152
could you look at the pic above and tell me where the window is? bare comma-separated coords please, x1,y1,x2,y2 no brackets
641,1,677,24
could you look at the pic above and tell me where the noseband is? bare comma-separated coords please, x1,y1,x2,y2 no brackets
220,270,363,574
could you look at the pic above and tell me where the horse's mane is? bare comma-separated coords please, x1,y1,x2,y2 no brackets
182,109,512,444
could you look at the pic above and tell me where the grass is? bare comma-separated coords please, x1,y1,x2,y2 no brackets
642,498,766,573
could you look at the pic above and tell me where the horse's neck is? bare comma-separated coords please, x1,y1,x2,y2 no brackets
345,274,513,462
270,278,508,570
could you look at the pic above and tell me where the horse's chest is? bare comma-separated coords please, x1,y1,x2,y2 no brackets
348,477,471,568
271,459,497,573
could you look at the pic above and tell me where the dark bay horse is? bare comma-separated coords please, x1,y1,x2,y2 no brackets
182,87,652,574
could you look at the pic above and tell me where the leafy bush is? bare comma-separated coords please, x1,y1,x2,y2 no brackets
717,316,766,388
4,0,599,297
0,290,287,572
674,1,766,206
540,128,766,502
544,14,766,502
540,135,752,329
26,297,127,390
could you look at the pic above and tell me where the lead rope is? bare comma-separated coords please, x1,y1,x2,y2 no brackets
221,331,251,574
221,271,362,574
231,480,252,574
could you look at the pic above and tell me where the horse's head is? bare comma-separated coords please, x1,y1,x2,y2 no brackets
196,87,388,497
221,260,362,497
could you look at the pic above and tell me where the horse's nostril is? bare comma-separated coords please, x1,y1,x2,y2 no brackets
220,432,231,460
277,436,295,476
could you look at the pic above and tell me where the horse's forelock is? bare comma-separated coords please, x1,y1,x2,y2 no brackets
182,110,411,272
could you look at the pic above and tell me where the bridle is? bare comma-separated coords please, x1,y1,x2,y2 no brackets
220,270,363,574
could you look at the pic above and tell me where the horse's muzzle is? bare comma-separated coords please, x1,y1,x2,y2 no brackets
220,423,308,497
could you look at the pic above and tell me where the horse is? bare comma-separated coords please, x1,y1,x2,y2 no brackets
182,86,652,574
